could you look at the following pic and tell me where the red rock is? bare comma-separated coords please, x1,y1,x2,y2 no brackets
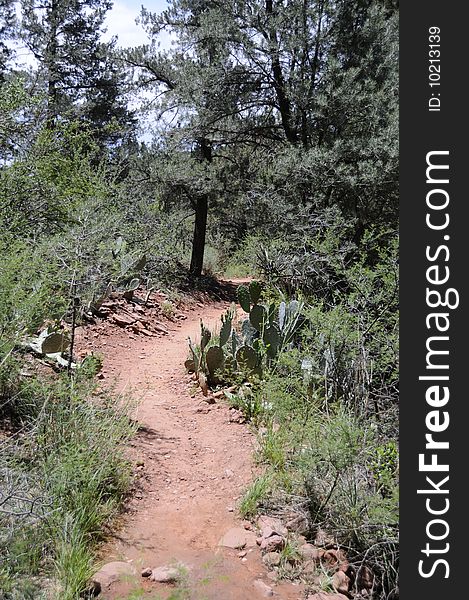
314,529,336,548
286,514,310,535
300,543,322,561
112,313,135,327
262,552,281,568
253,579,274,597
357,565,374,590
260,534,285,552
322,548,348,570
257,515,288,538
333,570,351,595
218,527,257,549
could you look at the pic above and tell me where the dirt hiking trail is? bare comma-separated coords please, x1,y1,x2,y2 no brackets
79,287,304,600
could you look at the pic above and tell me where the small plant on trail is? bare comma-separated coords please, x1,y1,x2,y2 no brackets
278,539,303,580
239,473,272,519
225,386,266,425
160,300,177,320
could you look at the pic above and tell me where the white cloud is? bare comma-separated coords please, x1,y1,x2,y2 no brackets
104,0,172,49
103,1,145,48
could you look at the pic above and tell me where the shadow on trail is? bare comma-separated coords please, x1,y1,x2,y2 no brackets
136,424,180,447
179,273,252,302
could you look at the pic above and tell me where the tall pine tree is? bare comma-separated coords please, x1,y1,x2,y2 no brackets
20,0,134,143
0,0,16,81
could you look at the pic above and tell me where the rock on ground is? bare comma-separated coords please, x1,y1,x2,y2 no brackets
257,515,288,538
91,561,136,590
300,543,323,562
333,570,351,595
218,527,258,549
260,534,285,552
262,551,282,568
149,565,182,583
253,579,274,597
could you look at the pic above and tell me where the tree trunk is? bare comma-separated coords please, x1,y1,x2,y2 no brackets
46,0,59,128
266,0,297,145
189,194,208,277
189,138,212,277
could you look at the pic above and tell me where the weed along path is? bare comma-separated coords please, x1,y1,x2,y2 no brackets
78,290,304,600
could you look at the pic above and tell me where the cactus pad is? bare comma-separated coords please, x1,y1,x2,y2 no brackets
206,346,225,380
237,285,251,313
249,304,267,332
219,310,232,347
263,324,281,358
241,318,257,344
249,280,262,304
236,345,258,371
184,359,196,372
200,321,211,352
42,332,70,354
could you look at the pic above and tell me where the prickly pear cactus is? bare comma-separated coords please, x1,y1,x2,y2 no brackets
133,254,147,272
231,330,241,356
278,301,286,331
219,308,233,347
127,278,140,291
121,253,147,276
41,332,70,354
238,285,251,313
224,354,237,374
236,345,258,371
123,278,140,300
184,358,196,372
263,323,281,358
241,318,257,345
249,304,267,332
200,321,211,352
249,280,262,304
188,337,200,373
267,302,277,326
206,346,225,381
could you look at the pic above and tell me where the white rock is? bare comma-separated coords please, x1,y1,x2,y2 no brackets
149,566,181,583
92,561,136,590
253,579,274,597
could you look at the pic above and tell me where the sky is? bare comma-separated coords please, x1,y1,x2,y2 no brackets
104,0,170,48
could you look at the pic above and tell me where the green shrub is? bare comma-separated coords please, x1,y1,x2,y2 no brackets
0,375,135,598
254,366,398,598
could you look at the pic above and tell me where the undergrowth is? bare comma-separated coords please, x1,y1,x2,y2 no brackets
0,369,136,599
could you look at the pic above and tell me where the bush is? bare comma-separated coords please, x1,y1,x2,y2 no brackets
253,354,398,599
0,375,135,598
222,234,265,278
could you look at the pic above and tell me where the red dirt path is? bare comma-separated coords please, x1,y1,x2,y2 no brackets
77,289,304,600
